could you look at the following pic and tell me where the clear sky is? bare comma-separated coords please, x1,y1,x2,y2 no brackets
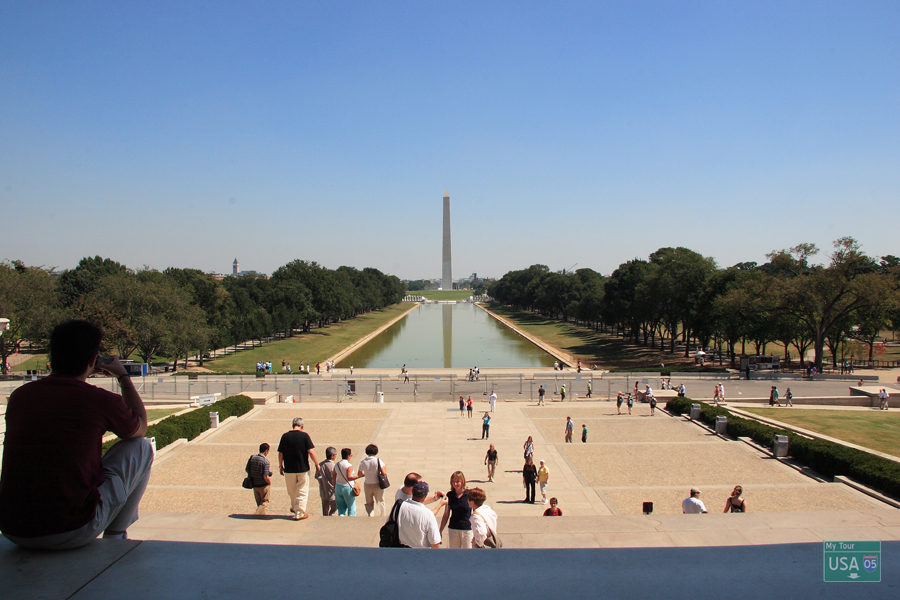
2,2,898,280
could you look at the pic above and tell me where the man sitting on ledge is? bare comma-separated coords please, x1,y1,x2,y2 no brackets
0,320,153,549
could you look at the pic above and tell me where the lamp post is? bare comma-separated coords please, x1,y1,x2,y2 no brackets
0,317,9,375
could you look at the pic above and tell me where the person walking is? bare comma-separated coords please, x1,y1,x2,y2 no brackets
524,436,534,461
316,447,337,516
522,457,537,504
485,444,499,482
586,380,592,398
277,417,319,521
537,460,550,504
769,386,780,407
560,384,567,402
489,390,497,412
627,393,634,415
357,444,387,518
616,392,624,415
459,395,465,418
538,385,546,406
467,396,474,418
439,471,473,548
880,388,891,410
332,448,359,517
246,443,272,515
719,382,726,403
785,388,794,407
649,396,657,416
564,416,574,443
581,423,588,443
481,412,491,440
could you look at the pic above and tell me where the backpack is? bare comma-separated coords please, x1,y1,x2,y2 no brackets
379,499,404,548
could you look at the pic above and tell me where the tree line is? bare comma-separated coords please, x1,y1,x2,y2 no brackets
488,238,900,371
0,256,405,373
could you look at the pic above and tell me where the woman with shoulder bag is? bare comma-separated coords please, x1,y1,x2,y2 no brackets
468,487,500,548
357,444,388,517
332,448,360,516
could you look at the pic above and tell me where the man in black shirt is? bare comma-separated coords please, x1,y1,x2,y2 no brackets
277,417,319,520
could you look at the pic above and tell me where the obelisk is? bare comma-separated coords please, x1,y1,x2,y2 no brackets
442,189,452,290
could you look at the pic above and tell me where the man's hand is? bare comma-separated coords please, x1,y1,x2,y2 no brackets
94,355,148,438
94,355,128,378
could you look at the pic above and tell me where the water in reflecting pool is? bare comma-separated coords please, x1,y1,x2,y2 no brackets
343,303,553,368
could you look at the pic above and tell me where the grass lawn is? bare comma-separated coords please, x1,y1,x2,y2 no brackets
147,408,185,422
742,407,900,458
204,303,414,373
415,290,473,301
484,303,701,370
7,354,48,372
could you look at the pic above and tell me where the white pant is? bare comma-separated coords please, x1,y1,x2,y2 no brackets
364,483,385,517
285,472,311,515
447,528,473,548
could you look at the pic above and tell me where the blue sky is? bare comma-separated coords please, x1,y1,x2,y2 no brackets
2,1,898,280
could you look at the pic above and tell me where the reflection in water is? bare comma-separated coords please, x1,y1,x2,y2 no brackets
442,303,452,368
344,303,552,368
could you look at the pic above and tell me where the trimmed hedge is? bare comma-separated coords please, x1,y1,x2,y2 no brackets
103,394,254,455
665,397,900,498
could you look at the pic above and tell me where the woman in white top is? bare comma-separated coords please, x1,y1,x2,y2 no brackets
523,436,534,460
357,444,387,517
467,487,499,548
332,448,360,517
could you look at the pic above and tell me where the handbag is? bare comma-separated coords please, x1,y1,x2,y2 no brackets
377,459,390,490
471,509,503,549
340,460,361,496
242,456,254,489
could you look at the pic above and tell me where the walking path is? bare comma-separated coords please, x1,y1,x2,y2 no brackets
4,398,900,598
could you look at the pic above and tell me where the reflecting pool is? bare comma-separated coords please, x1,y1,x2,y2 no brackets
343,303,553,368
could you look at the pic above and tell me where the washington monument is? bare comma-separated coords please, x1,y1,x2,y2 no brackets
442,189,452,290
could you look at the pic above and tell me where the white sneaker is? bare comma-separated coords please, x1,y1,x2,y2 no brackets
542,499,548,504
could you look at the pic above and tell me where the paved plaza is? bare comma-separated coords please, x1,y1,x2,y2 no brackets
4,385,900,598
126,395,896,548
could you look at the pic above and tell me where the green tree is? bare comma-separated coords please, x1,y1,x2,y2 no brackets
0,262,62,374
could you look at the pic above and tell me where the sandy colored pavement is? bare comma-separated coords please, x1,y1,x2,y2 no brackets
130,398,895,547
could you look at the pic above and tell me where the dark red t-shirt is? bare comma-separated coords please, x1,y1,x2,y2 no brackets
0,376,141,537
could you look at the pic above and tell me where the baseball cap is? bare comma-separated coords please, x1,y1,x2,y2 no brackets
412,481,430,496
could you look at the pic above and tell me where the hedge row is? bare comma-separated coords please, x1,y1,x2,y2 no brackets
665,397,900,498
103,394,254,454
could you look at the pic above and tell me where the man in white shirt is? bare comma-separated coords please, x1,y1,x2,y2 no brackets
397,482,442,548
682,488,708,514
489,390,497,412
879,389,890,410
394,473,445,515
